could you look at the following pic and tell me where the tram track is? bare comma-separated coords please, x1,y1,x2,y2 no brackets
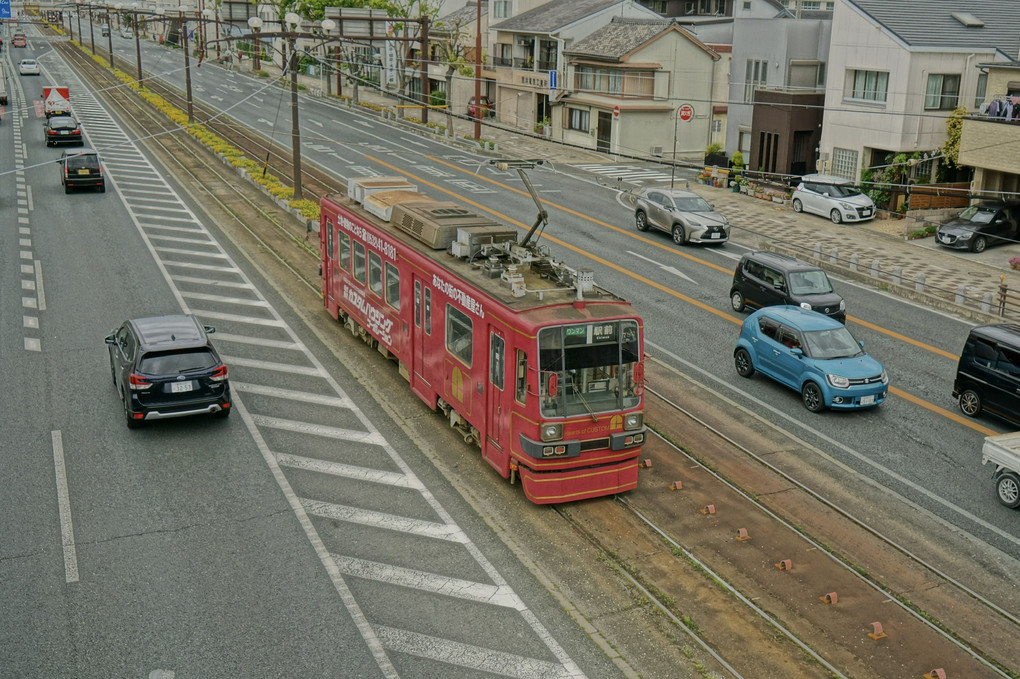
48,32,1020,679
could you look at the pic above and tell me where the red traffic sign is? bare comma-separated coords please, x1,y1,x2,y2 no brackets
613,105,620,119
678,104,695,122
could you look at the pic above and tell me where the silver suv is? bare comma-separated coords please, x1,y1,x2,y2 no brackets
633,187,730,245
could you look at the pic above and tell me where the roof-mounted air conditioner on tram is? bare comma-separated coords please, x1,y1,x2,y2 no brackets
390,201,503,250
451,226,520,260
347,176,417,204
363,189,430,222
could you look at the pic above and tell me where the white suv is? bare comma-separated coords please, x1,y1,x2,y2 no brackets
791,174,875,224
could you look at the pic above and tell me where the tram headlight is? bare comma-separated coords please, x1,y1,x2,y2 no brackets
540,423,563,442
623,412,643,430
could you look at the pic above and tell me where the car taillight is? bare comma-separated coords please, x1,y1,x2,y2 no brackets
129,373,151,390
210,365,228,382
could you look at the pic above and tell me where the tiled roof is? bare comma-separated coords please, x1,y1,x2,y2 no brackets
434,1,484,34
848,0,1020,58
492,0,630,33
564,18,702,60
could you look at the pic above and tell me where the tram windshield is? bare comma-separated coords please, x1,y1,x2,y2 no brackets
538,320,642,418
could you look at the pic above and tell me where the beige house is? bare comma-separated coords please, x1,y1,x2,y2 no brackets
959,62,1020,197
555,17,722,160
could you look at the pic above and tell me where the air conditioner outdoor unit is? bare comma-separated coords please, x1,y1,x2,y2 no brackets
650,145,663,157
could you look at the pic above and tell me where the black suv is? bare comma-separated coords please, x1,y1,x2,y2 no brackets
729,251,846,323
59,148,105,193
935,202,1020,253
106,315,231,428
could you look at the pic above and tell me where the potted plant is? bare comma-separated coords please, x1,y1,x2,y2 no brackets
534,117,551,136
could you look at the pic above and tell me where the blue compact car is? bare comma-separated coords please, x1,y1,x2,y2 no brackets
734,306,888,412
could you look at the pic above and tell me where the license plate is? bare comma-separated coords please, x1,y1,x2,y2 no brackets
862,209,872,216
60,130,68,135
77,169,90,175
709,233,721,239
860,395,875,405
170,381,194,393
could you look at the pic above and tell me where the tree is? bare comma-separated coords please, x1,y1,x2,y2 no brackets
430,9,475,133
940,105,967,169
378,0,445,119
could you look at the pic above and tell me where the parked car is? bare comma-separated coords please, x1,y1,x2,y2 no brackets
18,58,40,75
467,95,493,119
44,115,82,146
58,148,105,192
120,27,133,39
12,33,27,48
953,323,1020,425
734,306,888,412
791,173,875,224
105,315,231,428
935,201,1020,253
633,187,731,245
101,25,110,36
729,251,846,322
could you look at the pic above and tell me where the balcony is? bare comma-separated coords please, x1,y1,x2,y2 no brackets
959,115,1020,175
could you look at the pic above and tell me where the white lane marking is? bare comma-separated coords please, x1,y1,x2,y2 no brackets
231,398,399,677
21,264,34,274
252,415,386,445
170,276,255,289
332,555,520,608
627,250,698,284
24,316,39,329
400,136,427,148
179,291,268,307
647,339,1020,548
161,261,241,274
22,280,36,290
19,238,32,247
221,356,322,376
20,251,32,260
22,297,38,309
148,235,216,246
27,185,33,210
302,499,467,541
153,247,229,259
232,382,351,407
188,310,283,326
25,338,41,351
372,626,576,679
51,431,79,583
281,455,416,488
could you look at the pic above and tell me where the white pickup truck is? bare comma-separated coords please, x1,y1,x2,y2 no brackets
981,432,1020,508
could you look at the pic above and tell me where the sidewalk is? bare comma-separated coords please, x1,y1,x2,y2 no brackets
289,71,1020,323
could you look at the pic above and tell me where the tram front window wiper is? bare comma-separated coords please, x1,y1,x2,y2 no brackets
569,377,599,423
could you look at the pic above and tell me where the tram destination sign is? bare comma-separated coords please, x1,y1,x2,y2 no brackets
565,323,617,345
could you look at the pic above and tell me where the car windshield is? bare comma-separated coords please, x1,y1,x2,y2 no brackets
51,118,77,129
139,349,218,374
802,327,863,360
787,270,834,295
821,184,862,198
957,206,997,224
673,197,713,212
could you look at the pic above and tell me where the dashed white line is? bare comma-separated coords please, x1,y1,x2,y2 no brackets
51,431,79,583
34,261,46,311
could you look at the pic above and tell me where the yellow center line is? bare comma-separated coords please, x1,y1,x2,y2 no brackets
365,156,993,434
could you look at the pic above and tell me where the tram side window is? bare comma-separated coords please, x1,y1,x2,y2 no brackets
414,281,422,327
368,252,383,296
339,232,351,271
385,263,400,309
446,305,472,365
353,241,366,284
424,288,432,335
490,334,504,390
326,219,333,264
515,350,527,404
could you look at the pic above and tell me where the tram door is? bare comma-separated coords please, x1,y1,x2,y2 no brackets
485,328,510,468
323,219,336,309
411,278,432,392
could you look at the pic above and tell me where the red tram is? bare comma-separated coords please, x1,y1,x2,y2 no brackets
319,167,646,503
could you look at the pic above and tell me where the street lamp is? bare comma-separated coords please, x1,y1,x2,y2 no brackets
670,107,680,188
285,11,304,200
247,15,262,71
132,2,142,83
320,18,336,96
473,0,481,141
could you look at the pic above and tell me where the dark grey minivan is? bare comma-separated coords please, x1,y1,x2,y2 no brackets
954,323,1020,425
729,251,846,323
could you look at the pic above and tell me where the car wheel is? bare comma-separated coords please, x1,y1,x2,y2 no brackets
635,211,649,232
98,183,106,193
64,184,71,194
215,407,230,420
996,472,1020,509
801,381,826,413
123,394,142,429
829,209,843,225
109,356,117,385
971,235,987,253
734,348,755,378
792,198,803,213
671,224,686,246
730,290,746,312
958,389,982,417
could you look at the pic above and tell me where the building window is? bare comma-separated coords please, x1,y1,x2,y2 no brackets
744,59,768,102
831,147,859,181
493,0,511,19
385,262,400,309
575,66,623,94
975,72,988,109
368,251,383,296
567,108,589,132
446,305,473,366
847,69,888,103
925,73,960,110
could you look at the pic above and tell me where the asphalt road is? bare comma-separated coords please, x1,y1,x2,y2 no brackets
1,34,627,678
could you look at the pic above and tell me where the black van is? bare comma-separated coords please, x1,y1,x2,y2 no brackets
729,251,846,323
954,323,1020,425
